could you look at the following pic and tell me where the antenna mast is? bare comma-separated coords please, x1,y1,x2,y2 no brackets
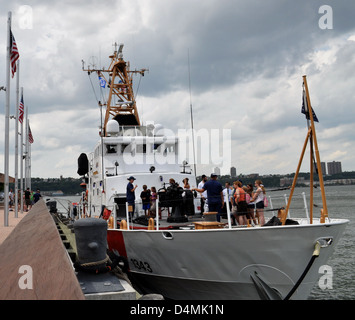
82,43,147,135
188,49,197,175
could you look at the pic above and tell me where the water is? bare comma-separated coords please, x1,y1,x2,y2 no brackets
308,185,355,300
45,195,81,214
266,184,355,300
52,185,355,300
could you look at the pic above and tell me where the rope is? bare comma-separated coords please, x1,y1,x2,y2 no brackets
79,254,109,267
135,74,143,99
283,241,321,300
87,73,100,105
231,206,285,214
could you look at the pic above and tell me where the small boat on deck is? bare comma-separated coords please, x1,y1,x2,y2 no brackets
77,44,348,300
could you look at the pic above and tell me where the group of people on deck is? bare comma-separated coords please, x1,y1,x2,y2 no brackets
126,176,159,218
194,174,266,226
126,176,194,219
126,174,266,226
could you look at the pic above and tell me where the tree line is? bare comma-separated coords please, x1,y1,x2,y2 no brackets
3,171,355,195
4,177,84,195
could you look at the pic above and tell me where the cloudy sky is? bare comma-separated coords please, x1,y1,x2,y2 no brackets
1,0,355,179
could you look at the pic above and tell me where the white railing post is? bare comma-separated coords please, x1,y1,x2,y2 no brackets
284,194,291,218
155,194,159,231
77,203,80,219
114,203,117,229
302,192,309,223
268,195,274,216
226,198,232,229
126,202,130,230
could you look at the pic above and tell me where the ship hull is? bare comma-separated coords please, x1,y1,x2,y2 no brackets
107,218,348,300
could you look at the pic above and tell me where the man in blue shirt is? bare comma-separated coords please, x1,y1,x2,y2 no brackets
126,176,137,219
33,189,42,203
194,173,224,221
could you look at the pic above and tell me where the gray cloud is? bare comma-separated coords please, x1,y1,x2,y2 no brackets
1,0,355,178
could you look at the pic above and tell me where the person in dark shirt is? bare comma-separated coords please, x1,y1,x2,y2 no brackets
194,173,224,221
140,185,151,216
24,187,32,211
126,176,137,219
33,189,42,203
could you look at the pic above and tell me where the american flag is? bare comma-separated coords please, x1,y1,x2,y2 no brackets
18,94,24,124
10,31,20,78
28,125,34,144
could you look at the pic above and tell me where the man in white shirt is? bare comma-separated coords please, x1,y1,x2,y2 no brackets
197,175,208,215
222,182,235,224
222,182,233,203
9,189,14,211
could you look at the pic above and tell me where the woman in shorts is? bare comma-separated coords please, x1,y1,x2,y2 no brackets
250,180,265,226
234,181,248,226
245,184,257,225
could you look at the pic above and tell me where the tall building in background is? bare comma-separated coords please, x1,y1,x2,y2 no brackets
230,166,236,177
327,161,342,175
214,167,221,176
314,162,327,175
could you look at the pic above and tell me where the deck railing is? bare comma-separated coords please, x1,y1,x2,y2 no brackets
62,191,319,229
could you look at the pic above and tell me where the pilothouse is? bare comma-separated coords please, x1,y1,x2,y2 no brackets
81,44,197,224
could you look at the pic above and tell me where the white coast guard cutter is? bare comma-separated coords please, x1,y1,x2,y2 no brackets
78,45,348,300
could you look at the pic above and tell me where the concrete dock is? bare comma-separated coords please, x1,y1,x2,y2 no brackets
0,204,28,246
0,200,85,299
0,203,27,245
0,200,137,300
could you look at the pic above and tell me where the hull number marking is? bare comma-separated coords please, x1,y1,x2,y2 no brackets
130,259,153,273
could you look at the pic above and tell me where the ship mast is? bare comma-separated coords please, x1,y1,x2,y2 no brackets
283,75,328,225
83,43,147,135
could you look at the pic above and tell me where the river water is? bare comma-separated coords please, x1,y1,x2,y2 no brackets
267,184,355,300
51,184,354,300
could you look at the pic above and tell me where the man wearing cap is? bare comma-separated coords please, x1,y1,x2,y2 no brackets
126,176,138,219
193,173,224,222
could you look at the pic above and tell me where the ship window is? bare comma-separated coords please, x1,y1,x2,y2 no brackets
106,144,117,154
136,144,147,153
121,144,131,153
166,144,175,153
155,144,175,154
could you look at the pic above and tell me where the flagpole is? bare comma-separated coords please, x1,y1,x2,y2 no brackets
25,107,29,190
303,75,328,218
29,134,32,190
20,87,24,214
14,60,20,218
4,12,12,227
